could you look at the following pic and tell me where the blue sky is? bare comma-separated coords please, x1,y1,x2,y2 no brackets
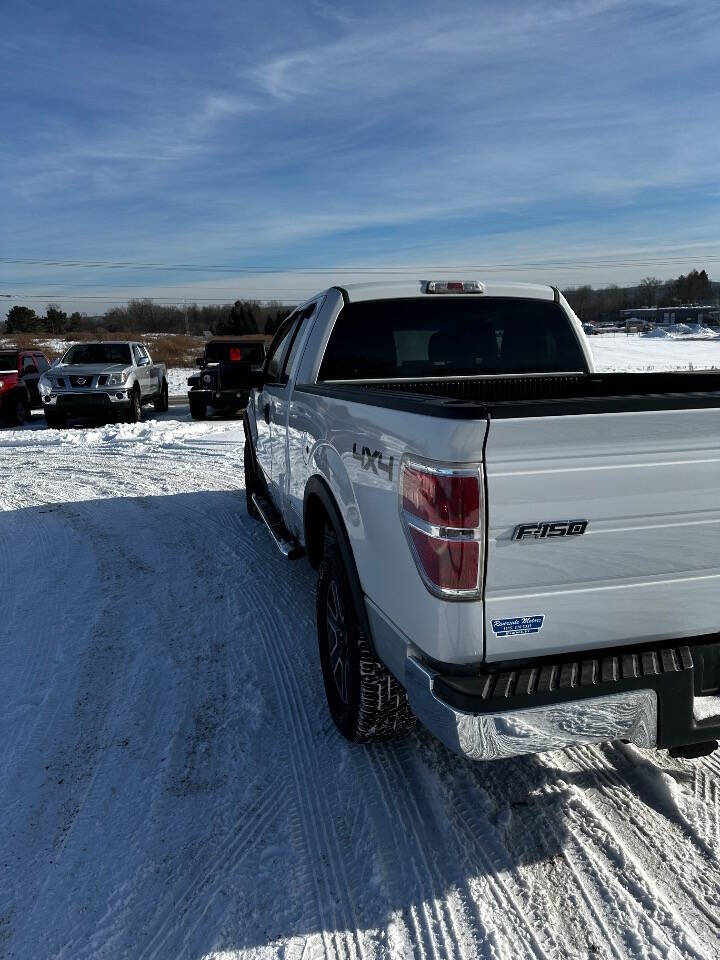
2,0,720,313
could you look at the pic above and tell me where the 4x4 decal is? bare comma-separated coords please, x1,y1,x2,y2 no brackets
352,442,394,480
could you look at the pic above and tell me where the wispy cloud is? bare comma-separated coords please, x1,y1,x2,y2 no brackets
2,0,720,313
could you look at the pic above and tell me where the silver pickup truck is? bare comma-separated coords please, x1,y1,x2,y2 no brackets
242,280,720,764
38,341,169,427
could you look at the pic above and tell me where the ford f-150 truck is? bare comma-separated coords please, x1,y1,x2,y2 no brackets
38,341,168,427
242,280,720,763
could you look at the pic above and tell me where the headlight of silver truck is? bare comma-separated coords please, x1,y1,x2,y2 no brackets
108,371,129,386
38,378,51,395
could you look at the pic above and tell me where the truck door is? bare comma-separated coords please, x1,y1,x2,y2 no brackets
269,301,321,507
132,344,149,397
141,345,161,396
255,313,299,483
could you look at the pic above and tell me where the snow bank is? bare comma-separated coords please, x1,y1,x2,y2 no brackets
0,416,242,450
641,323,719,341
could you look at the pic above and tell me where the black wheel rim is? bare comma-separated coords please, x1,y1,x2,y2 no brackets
326,579,350,704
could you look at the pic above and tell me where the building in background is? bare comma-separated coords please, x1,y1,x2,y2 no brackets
620,305,719,326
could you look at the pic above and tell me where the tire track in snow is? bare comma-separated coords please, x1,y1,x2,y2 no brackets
213,504,369,960
247,581,369,960
553,744,719,957
233,516,482,960
490,745,710,959
359,741,482,960
211,487,585,960
136,776,291,960
418,750,562,960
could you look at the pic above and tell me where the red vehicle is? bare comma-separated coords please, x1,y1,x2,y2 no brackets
0,349,50,425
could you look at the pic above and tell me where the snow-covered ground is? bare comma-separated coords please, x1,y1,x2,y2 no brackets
3,408,720,959
591,332,720,372
167,366,193,396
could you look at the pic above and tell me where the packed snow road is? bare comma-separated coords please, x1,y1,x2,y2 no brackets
3,412,720,960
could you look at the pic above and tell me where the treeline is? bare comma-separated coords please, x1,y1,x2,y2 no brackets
5,270,718,335
5,304,84,335
563,269,718,325
4,298,293,336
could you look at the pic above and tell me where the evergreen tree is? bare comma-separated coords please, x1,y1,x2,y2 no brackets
5,305,39,332
44,304,68,334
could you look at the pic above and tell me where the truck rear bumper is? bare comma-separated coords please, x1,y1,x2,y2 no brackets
190,388,248,407
406,658,658,760
403,638,720,761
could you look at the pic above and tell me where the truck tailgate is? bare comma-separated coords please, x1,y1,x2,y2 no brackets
484,406,720,661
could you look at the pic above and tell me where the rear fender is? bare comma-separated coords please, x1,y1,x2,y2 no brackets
307,442,365,545
303,472,374,652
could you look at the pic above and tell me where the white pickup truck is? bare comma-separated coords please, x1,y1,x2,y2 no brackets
242,280,720,762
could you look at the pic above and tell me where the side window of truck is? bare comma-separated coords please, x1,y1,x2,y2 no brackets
265,314,299,383
280,302,318,383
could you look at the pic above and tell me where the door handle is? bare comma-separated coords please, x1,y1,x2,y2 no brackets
263,402,271,424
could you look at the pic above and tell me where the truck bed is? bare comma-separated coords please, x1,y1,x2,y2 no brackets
299,371,720,417
296,372,720,663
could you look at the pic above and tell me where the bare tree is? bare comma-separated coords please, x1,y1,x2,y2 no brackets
638,276,662,307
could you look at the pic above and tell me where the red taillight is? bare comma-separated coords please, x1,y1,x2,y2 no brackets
401,465,480,529
400,460,483,598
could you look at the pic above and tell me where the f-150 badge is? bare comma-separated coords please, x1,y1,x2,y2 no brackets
513,520,588,540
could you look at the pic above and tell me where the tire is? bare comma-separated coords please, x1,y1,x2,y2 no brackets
244,441,260,519
189,393,207,420
154,379,169,412
44,411,66,429
12,395,30,426
126,388,142,424
316,542,416,743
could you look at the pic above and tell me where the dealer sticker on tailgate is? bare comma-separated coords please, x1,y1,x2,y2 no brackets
491,615,545,637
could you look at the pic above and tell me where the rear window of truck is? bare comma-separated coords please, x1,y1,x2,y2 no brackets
205,343,265,364
318,298,588,381
0,351,18,370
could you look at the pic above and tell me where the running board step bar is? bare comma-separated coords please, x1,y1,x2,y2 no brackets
252,493,305,560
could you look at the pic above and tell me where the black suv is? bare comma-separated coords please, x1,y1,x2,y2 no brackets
188,336,270,419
